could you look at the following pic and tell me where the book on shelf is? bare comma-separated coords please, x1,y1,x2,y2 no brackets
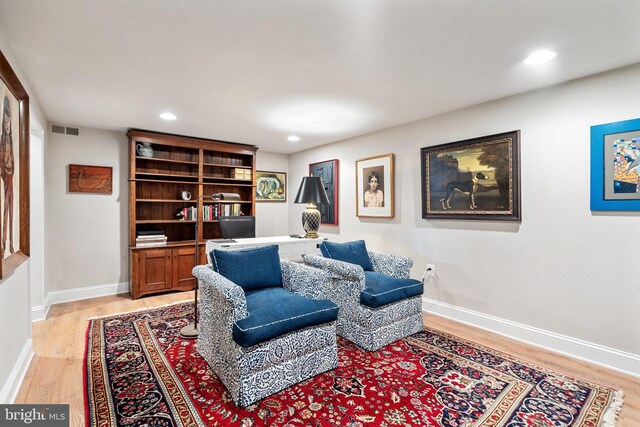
136,234,167,241
135,240,168,247
137,229,164,237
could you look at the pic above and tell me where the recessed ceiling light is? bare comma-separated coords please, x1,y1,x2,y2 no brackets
524,49,557,65
159,112,177,121
287,135,300,142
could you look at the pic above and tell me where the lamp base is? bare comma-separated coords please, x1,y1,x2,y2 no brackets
302,204,321,239
179,323,198,339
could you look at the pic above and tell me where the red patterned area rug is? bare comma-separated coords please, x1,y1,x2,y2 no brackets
85,302,623,427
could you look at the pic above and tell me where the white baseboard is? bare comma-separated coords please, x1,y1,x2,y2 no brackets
31,282,129,322
31,303,51,323
0,339,34,404
423,298,640,378
47,282,130,306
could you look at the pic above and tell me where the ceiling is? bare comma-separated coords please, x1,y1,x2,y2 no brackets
1,0,639,153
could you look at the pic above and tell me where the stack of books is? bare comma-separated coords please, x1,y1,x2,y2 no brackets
136,229,167,247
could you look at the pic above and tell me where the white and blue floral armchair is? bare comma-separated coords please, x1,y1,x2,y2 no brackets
193,245,339,407
304,240,424,351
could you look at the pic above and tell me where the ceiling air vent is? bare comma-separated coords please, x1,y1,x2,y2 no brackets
65,126,79,136
51,124,65,134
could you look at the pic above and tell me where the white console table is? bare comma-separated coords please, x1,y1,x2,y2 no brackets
206,236,326,262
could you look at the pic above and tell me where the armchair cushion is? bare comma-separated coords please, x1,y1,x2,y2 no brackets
232,287,339,348
320,240,373,271
360,271,424,308
211,245,282,292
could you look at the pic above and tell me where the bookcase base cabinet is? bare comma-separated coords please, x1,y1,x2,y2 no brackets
130,246,196,299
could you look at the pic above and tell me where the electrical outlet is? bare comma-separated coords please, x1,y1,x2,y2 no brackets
425,264,436,278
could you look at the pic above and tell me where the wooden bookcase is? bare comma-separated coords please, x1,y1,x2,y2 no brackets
128,130,257,299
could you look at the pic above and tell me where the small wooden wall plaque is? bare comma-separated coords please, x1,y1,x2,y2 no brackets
69,164,113,194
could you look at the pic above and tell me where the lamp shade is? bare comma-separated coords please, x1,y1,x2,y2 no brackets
294,176,330,205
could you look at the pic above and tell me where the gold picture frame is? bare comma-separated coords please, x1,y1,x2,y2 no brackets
356,153,394,218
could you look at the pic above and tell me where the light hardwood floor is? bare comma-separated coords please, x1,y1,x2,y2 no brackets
16,292,640,427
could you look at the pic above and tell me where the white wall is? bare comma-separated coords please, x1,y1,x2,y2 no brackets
289,64,640,373
0,23,47,402
44,135,287,296
46,127,129,293
255,151,289,237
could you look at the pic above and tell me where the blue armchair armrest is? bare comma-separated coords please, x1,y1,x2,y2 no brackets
368,251,413,279
303,254,365,305
303,254,365,284
192,265,249,321
281,260,332,300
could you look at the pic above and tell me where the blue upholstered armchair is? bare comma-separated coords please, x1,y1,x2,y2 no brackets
193,245,339,407
304,240,424,351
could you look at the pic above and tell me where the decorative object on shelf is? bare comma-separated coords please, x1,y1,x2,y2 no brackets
179,193,218,340
218,192,241,200
181,190,192,201
136,142,154,158
294,176,330,238
421,131,521,221
0,50,30,277
68,164,112,194
255,171,287,202
232,168,252,180
590,117,640,211
309,159,339,225
356,153,395,218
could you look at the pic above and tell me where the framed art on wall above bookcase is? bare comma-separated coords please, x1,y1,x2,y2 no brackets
128,130,257,298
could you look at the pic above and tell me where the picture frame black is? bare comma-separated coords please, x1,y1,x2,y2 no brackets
421,130,521,221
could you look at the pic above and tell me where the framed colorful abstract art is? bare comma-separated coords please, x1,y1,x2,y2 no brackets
590,117,640,211
255,171,286,202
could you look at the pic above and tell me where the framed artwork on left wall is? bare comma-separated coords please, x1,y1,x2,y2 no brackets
0,50,30,278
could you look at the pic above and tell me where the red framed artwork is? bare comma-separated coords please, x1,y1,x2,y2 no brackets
309,159,338,225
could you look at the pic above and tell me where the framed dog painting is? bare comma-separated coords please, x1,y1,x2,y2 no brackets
421,130,521,221
590,117,640,211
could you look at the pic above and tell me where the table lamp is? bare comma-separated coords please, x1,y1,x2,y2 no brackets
294,176,330,238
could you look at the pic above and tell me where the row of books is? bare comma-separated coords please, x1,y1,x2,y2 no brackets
204,203,242,220
136,230,167,247
178,204,243,221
